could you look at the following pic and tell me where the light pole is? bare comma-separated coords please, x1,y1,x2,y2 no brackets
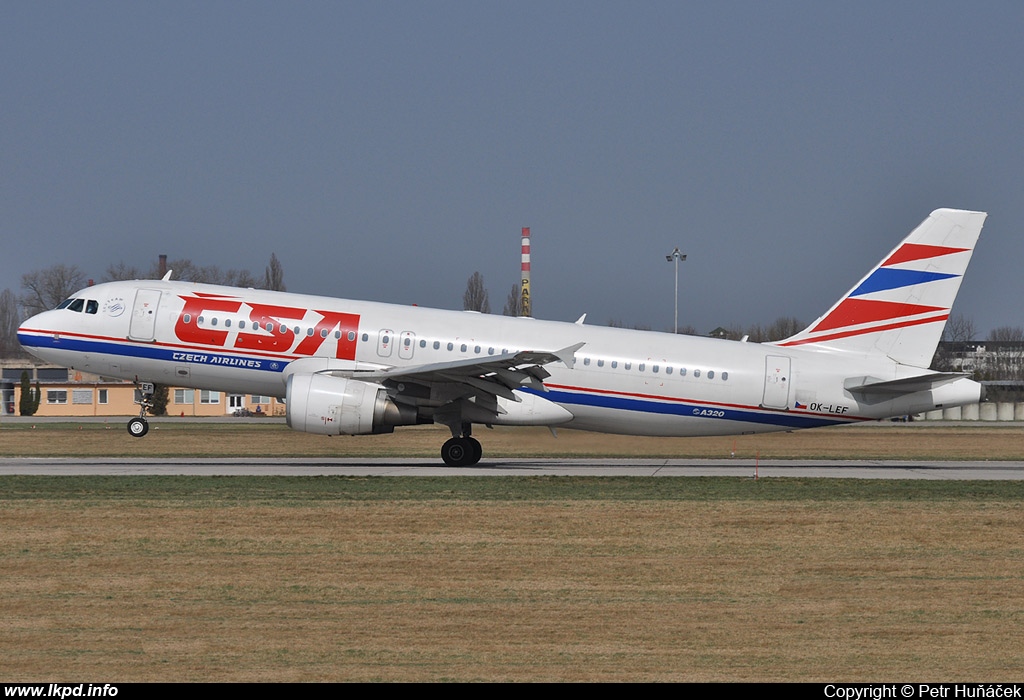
665,247,687,334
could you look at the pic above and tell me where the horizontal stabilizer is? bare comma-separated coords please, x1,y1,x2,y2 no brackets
844,372,972,395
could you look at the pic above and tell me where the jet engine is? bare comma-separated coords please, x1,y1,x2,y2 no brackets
286,373,417,435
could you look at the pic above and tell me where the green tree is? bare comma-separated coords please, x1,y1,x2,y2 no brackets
263,253,286,291
150,384,169,416
502,284,521,317
18,371,40,416
462,272,490,313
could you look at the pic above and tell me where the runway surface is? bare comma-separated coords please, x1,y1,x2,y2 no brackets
2,456,1024,479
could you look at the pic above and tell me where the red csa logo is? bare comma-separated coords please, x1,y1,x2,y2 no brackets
173,294,360,360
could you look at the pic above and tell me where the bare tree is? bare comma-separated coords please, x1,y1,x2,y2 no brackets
224,269,259,288
942,314,977,343
743,323,767,342
765,316,802,342
463,272,490,313
988,326,1024,342
19,264,87,316
102,261,142,282
263,253,286,291
606,319,652,331
502,283,521,317
150,258,201,281
983,326,1024,381
0,289,23,357
743,317,802,343
152,259,233,285
933,314,977,373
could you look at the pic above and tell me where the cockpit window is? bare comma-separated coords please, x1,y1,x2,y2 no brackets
56,298,75,310
85,300,99,314
67,298,85,313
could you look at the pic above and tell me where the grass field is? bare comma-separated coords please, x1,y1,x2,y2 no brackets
2,423,1023,681
4,419,1024,460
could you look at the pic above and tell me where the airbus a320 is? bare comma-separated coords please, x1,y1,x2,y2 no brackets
18,208,987,466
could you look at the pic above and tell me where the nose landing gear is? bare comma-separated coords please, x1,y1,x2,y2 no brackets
128,381,154,438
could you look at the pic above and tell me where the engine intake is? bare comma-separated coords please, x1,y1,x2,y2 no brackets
286,374,416,435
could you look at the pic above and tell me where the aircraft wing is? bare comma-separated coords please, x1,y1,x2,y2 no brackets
284,342,584,404
353,342,585,402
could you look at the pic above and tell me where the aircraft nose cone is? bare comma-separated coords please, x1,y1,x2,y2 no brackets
17,310,60,355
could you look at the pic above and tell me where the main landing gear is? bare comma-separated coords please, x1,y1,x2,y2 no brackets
128,381,155,438
440,422,482,467
441,436,482,467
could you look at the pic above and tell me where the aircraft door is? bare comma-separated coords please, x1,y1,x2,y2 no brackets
129,289,162,341
399,331,416,360
377,329,394,358
762,355,792,410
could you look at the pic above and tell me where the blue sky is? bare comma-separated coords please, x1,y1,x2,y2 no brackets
3,1,1022,336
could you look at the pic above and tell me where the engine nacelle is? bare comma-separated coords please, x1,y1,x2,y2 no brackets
286,374,417,435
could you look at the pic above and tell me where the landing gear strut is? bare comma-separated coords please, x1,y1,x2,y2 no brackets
440,422,482,467
129,381,154,438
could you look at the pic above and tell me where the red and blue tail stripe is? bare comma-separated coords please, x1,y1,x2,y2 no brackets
773,209,985,368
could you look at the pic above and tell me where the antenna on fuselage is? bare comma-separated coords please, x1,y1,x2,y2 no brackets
161,270,173,281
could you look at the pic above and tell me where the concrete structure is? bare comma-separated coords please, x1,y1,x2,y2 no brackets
520,227,531,317
2,362,284,418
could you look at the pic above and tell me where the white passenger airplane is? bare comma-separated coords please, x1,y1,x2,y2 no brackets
18,208,986,466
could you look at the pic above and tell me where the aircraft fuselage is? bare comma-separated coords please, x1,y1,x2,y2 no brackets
18,279,979,438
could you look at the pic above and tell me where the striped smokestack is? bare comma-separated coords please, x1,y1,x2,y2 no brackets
520,227,531,317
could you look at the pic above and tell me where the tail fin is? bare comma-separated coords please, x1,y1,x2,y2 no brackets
773,208,987,367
